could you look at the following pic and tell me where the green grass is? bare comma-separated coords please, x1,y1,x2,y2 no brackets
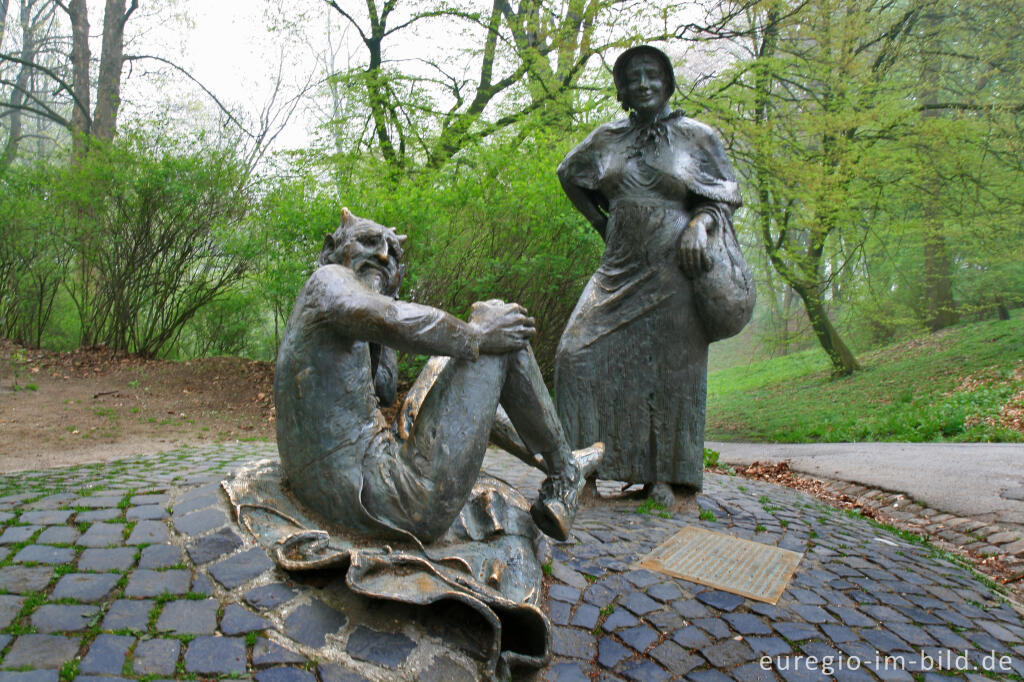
707,312,1024,443
635,499,667,515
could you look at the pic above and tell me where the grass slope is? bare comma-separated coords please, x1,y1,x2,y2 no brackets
707,311,1024,443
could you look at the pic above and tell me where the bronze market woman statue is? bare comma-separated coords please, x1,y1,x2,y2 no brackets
554,45,754,503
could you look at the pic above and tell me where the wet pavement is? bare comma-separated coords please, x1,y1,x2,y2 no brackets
0,442,1021,681
711,441,1024,527
712,441,1024,595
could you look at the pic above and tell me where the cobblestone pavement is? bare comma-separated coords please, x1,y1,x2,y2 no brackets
0,443,1022,681
729,470,1024,602
712,441,1024,591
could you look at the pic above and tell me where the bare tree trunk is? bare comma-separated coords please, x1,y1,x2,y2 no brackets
360,0,401,167
918,138,957,332
781,284,796,354
918,9,957,331
3,0,135,155
0,0,10,45
996,299,1010,321
92,0,136,142
33,88,48,157
923,224,957,330
67,0,91,155
323,15,349,159
1,0,36,168
795,285,861,377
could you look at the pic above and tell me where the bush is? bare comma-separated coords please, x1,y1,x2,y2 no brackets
0,164,69,347
57,131,257,356
328,130,605,378
250,128,604,377
247,174,341,356
1,131,257,356
174,285,266,359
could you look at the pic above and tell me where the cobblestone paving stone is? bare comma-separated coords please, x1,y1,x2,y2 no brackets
0,443,1020,680
757,475,1024,594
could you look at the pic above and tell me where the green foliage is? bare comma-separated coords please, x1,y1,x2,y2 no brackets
694,0,1024,374
175,285,266,359
635,498,666,515
4,3,1017,381
246,172,341,357
702,447,720,469
0,128,256,357
0,163,70,347
635,498,672,518
259,126,603,376
707,311,1024,443
63,130,255,356
5,348,33,392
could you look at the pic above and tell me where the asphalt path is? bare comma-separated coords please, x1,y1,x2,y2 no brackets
709,441,1024,526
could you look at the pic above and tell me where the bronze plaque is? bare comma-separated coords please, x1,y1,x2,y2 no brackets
638,526,803,604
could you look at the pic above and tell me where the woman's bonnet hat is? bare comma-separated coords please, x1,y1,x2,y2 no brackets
612,45,676,100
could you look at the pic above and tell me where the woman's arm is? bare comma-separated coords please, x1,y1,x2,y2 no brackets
558,175,609,240
679,202,731,278
556,130,611,240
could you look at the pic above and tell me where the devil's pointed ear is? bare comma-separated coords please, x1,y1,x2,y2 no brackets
397,233,408,245
319,233,336,266
340,207,355,227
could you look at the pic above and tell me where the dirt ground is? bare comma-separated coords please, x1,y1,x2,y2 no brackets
0,340,276,473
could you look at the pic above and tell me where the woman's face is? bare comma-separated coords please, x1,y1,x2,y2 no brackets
622,54,670,115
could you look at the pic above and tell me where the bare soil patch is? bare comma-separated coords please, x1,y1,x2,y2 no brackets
0,340,275,473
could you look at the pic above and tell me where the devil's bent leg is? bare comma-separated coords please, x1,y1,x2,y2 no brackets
361,353,507,543
498,347,573,474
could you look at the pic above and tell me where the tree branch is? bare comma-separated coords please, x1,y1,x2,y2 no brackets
0,97,71,129
321,0,368,43
122,0,138,27
922,102,1024,113
123,54,255,138
0,50,86,120
381,8,471,38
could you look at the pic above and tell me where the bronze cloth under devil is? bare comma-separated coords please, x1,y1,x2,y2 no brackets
554,109,754,489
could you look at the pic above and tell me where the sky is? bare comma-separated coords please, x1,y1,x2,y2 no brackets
128,0,325,151
56,0,719,154
185,3,268,97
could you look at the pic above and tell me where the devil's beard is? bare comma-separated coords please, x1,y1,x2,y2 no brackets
356,263,398,297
